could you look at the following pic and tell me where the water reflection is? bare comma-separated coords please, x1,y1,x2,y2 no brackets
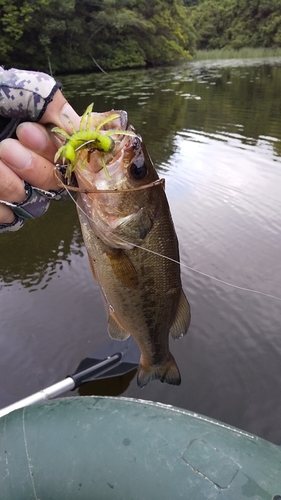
60,57,281,159
0,199,83,290
1,58,281,444
79,369,137,398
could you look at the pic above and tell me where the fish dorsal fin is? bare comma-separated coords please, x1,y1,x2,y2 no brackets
107,250,139,288
169,290,191,339
108,308,130,341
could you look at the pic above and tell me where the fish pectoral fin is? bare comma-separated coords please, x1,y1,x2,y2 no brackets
137,354,181,388
169,290,191,339
108,309,131,341
107,249,139,288
117,207,153,241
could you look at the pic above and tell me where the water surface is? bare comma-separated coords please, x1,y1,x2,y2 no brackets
1,58,281,444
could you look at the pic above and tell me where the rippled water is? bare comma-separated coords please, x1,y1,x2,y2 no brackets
1,58,281,444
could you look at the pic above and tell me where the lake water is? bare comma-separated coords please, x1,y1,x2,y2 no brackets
1,57,281,444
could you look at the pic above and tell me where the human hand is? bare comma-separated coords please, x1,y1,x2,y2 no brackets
0,68,80,232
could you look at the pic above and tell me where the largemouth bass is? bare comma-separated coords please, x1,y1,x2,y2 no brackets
56,108,191,387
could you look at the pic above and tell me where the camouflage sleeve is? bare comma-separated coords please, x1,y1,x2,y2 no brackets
0,68,64,234
0,67,61,122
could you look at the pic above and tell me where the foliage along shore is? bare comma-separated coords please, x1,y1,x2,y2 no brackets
1,0,281,75
194,47,281,61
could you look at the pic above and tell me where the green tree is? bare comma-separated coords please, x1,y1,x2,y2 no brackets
78,0,150,69
0,0,39,61
1,0,195,72
188,0,281,50
1,0,79,72
183,0,199,5
83,0,195,69
135,0,196,65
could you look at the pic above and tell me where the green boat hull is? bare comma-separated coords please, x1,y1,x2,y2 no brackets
0,396,281,499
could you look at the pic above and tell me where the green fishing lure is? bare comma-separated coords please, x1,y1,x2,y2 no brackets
53,103,134,181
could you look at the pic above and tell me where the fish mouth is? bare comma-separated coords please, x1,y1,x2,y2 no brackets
90,110,138,179
119,110,128,131
109,110,131,157
74,109,141,187
89,109,128,132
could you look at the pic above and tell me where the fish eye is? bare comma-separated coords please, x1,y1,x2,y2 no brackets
129,161,148,180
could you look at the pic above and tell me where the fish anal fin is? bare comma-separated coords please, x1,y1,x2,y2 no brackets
107,250,139,288
108,308,130,341
137,354,181,388
169,290,191,340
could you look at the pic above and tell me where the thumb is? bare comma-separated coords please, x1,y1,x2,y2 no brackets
39,89,80,132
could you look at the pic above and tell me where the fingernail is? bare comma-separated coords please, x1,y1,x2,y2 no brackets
17,123,48,151
60,103,80,130
0,139,32,170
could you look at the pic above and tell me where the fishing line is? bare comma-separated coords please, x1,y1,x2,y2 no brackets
119,240,281,302
62,182,281,303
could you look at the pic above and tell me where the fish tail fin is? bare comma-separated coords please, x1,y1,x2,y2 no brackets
137,355,181,388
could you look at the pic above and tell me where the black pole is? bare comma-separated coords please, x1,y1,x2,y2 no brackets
70,353,122,389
